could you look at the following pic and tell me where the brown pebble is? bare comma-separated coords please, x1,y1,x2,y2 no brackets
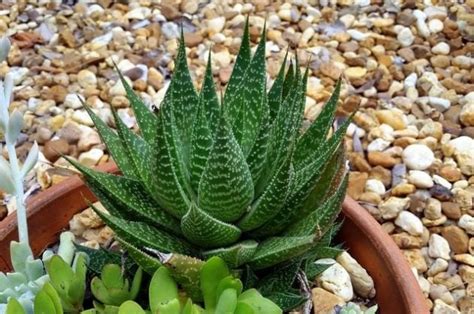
367,151,397,168
442,225,469,254
441,202,462,220
438,166,462,182
43,139,70,163
348,172,368,200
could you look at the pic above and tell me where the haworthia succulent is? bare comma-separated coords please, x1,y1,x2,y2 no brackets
198,115,254,222
71,21,349,309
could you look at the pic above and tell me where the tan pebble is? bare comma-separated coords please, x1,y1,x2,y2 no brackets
367,151,397,168
348,172,368,200
392,183,416,196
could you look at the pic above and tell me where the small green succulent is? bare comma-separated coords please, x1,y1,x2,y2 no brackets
45,253,88,313
89,264,143,311
90,256,281,314
69,20,348,308
1,232,84,314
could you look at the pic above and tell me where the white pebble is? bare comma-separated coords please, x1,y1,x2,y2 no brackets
431,42,450,55
402,144,435,170
407,170,434,188
395,211,423,236
365,179,386,195
64,94,82,109
397,27,414,47
458,215,474,235
316,259,354,301
433,175,452,189
367,138,391,152
428,19,444,33
428,234,451,260
78,148,104,167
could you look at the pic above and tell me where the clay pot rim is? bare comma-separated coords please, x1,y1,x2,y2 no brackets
0,162,428,313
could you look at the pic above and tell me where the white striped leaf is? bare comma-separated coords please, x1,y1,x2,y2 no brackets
225,27,267,157
294,79,342,169
181,203,241,248
238,154,293,232
115,69,159,146
224,16,251,111
190,100,213,193
284,176,348,237
202,240,258,268
197,115,253,222
83,103,138,178
116,237,162,275
66,157,180,233
91,203,195,255
250,117,350,237
267,49,288,121
249,236,315,270
161,31,199,155
200,52,220,132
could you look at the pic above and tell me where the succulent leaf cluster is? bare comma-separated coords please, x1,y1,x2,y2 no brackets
68,21,349,306
84,256,281,314
1,232,84,314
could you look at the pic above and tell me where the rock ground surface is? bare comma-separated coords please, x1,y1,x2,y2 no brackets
0,0,473,312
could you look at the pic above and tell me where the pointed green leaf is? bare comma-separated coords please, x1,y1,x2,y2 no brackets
153,111,191,217
294,79,342,169
224,16,251,108
201,51,220,131
245,102,270,186
198,115,253,222
116,68,158,145
116,237,162,275
238,155,293,231
181,203,241,248
66,157,181,233
267,49,288,121
202,240,258,268
284,176,347,237
264,290,305,312
281,60,295,101
190,100,213,192
249,236,315,269
257,260,301,296
82,103,137,178
225,27,267,156
162,254,204,302
253,117,350,237
91,206,195,256
161,31,199,153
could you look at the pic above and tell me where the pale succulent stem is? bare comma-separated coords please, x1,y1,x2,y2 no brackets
6,128,28,244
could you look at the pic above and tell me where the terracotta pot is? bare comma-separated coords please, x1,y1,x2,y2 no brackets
0,162,428,313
